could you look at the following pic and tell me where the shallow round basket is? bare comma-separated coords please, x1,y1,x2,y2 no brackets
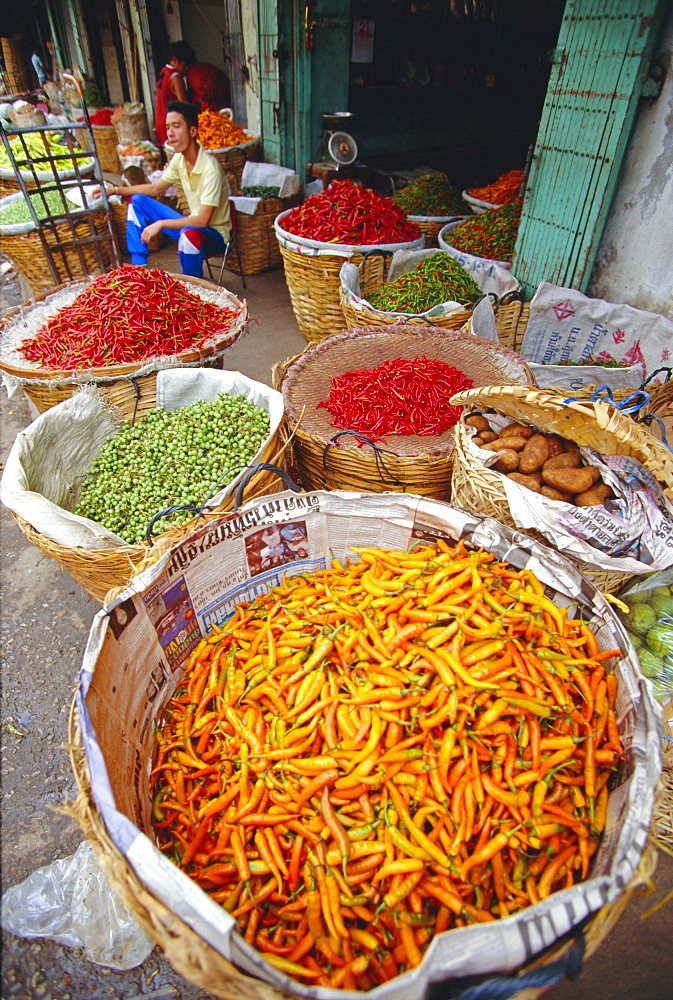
91,121,121,173
340,252,473,332
273,325,532,498
407,214,469,248
110,199,163,254
0,275,248,415
462,189,501,213
65,648,659,1000
0,202,113,293
275,210,425,343
449,384,673,592
438,221,512,270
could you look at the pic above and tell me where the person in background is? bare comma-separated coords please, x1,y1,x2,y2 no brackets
154,41,194,146
187,60,231,113
31,49,47,87
103,101,231,278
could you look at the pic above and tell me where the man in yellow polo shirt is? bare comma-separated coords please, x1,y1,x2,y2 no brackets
107,101,231,277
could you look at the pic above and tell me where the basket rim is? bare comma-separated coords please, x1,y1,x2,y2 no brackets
0,274,248,382
438,224,511,269
461,189,502,211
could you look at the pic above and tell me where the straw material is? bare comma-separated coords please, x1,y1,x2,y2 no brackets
113,108,150,145
654,730,673,849
0,276,248,415
91,123,121,173
0,213,113,293
273,326,532,499
410,217,445,247
110,199,162,254
449,385,673,592
12,427,286,603
279,242,365,342
65,696,658,1000
340,253,472,332
226,193,301,276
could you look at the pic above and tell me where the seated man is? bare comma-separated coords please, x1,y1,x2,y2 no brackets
106,101,231,278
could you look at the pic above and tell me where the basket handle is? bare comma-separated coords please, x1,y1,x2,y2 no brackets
640,366,672,389
323,430,406,489
562,385,650,415
453,928,585,1000
638,413,671,450
233,464,303,510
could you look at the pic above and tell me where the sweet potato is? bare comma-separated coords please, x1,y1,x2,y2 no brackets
542,452,581,472
481,438,530,453
541,486,574,503
541,466,602,493
507,473,541,492
545,435,566,458
466,415,491,433
574,484,614,507
494,449,520,473
500,424,535,439
519,434,550,473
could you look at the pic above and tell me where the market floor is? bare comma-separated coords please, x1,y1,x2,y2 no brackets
1,256,672,1000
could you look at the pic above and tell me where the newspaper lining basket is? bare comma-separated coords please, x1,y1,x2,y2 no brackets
273,325,532,498
275,210,425,342
0,275,248,415
449,384,673,593
340,253,473,332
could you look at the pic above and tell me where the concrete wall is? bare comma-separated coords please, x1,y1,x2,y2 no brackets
588,9,673,321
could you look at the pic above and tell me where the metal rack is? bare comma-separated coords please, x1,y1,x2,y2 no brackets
0,74,119,287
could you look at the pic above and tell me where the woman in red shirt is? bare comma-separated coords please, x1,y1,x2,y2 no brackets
187,62,231,113
154,41,194,146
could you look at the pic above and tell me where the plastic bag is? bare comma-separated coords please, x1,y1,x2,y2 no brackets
0,840,154,969
618,569,673,702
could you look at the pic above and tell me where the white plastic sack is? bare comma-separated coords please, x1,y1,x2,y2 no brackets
466,419,673,575
340,248,518,324
0,368,284,551
528,361,644,394
521,282,673,379
0,841,153,970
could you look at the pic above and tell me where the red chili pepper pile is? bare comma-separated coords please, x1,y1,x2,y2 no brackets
281,180,421,246
20,266,240,370
89,108,114,126
318,357,473,436
466,170,524,206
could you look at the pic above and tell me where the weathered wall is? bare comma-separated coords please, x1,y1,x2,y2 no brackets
588,9,673,320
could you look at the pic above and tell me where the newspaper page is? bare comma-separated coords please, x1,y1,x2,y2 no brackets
77,490,661,1000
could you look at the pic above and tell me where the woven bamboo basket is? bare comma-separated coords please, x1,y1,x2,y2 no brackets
91,122,121,173
226,192,301,276
275,211,425,343
112,107,150,145
449,385,673,593
0,209,113,293
0,275,248,415
273,325,532,499
408,214,469,248
110,199,163,254
340,252,474,332
64,644,660,1000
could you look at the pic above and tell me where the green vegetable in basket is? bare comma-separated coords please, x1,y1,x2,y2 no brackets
75,393,270,544
646,624,672,658
639,649,666,679
628,603,657,635
392,173,464,217
0,131,80,172
241,185,281,198
367,251,482,314
0,189,79,226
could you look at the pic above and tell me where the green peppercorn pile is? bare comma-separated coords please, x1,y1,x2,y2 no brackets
75,394,270,544
0,190,81,226
241,185,281,198
392,173,465,217
367,252,482,314
443,200,522,263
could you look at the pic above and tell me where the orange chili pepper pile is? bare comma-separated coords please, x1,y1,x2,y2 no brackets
197,109,251,149
466,169,525,205
150,539,623,989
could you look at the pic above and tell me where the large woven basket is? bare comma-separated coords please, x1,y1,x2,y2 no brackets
408,214,469,248
0,275,248,415
273,325,532,499
450,385,673,593
275,210,425,342
226,192,301,276
0,209,113,293
340,252,474,332
0,156,96,197
112,107,150,145
91,122,121,173
65,624,659,1000
110,199,163,255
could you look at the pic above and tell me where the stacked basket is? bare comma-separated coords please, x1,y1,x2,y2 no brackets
91,116,121,173
450,384,673,593
226,190,301,276
273,324,532,498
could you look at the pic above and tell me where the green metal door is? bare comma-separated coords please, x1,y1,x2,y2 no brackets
513,0,668,298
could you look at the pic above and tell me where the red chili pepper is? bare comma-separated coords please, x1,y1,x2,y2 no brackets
282,179,421,245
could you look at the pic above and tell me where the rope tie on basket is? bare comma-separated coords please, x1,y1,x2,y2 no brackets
233,464,303,510
639,413,671,450
452,928,585,1000
562,385,650,415
323,430,406,489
